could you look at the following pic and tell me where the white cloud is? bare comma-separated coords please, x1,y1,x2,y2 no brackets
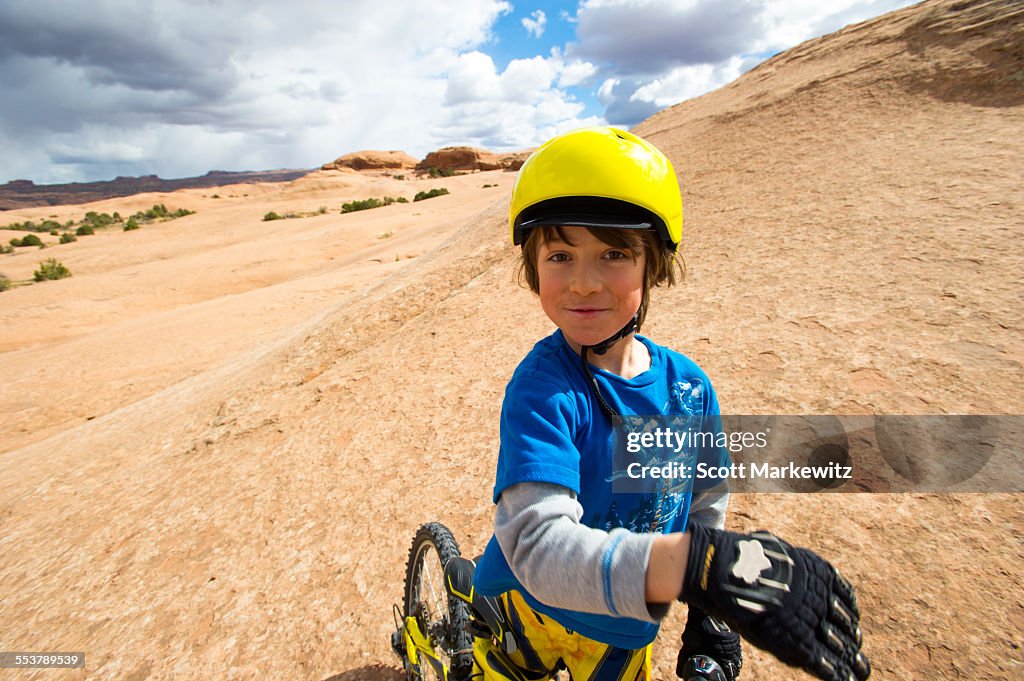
522,9,548,38
557,60,599,88
597,78,620,105
631,57,746,106
439,51,603,150
445,51,503,105
501,56,558,100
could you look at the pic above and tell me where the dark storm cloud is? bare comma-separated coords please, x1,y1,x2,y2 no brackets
0,1,240,99
570,0,766,77
600,79,661,127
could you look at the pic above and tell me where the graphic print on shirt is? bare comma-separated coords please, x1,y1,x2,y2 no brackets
593,377,707,533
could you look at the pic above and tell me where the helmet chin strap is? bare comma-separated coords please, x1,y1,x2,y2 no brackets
584,311,639,357
579,309,640,423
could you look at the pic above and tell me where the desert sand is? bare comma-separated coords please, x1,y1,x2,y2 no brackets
1,0,1022,679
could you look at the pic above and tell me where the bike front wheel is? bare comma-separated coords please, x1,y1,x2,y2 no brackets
403,522,474,680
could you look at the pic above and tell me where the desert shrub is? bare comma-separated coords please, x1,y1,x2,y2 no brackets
173,208,194,218
0,273,10,291
84,211,115,227
17,234,44,247
394,174,406,181
33,258,71,281
341,198,384,213
318,206,327,214
414,188,450,202
9,238,21,247
482,184,497,188
211,194,221,199
378,231,394,239
49,229,59,236
427,167,455,178
60,232,77,244
124,217,140,230
1,220,45,233
263,211,283,221
0,244,12,254
76,225,95,236
112,212,122,222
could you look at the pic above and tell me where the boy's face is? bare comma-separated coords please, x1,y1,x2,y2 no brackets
536,226,645,349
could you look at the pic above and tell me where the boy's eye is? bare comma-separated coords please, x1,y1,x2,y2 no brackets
604,250,629,260
547,252,570,262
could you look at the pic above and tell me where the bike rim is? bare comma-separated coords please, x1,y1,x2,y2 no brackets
412,541,451,679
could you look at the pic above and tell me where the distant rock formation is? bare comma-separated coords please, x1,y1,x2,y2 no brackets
417,147,532,172
0,169,312,211
321,150,419,171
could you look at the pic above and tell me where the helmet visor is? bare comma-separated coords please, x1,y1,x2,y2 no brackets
514,197,657,245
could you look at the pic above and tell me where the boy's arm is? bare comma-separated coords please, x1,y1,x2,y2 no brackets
495,481,666,622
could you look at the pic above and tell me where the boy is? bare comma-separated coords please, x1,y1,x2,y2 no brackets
472,127,869,681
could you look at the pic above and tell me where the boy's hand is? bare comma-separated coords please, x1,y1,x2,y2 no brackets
676,608,742,680
680,524,870,681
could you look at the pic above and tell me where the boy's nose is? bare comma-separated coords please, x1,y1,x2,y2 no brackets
569,262,602,296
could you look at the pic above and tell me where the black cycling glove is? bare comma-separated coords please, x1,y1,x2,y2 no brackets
680,524,871,681
676,607,742,681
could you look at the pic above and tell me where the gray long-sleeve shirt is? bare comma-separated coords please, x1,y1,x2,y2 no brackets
494,480,730,623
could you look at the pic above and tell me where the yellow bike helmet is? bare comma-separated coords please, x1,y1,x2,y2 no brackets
509,126,682,252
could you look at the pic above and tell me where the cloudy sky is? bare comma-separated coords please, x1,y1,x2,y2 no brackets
0,0,918,184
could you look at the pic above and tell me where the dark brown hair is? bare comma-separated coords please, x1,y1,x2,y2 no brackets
517,225,685,331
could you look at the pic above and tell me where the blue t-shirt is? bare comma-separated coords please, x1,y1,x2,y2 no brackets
473,329,729,649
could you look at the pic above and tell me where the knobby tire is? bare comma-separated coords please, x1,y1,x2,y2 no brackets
403,522,474,681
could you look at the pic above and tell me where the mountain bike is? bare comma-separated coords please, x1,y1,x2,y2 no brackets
390,521,731,681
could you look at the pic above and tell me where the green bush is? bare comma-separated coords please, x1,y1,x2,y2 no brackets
112,212,122,222
124,218,140,231
263,211,283,221
76,225,95,236
84,211,115,227
394,174,406,181
341,198,384,213
10,238,22,247
17,234,44,247
0,244,12,254
60,232,77,244
427,167,455,178
414,188,450,202
3,220,48,233
0,273,10,291
33,258,71,282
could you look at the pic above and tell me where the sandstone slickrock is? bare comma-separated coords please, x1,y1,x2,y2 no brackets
321,150,419,171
